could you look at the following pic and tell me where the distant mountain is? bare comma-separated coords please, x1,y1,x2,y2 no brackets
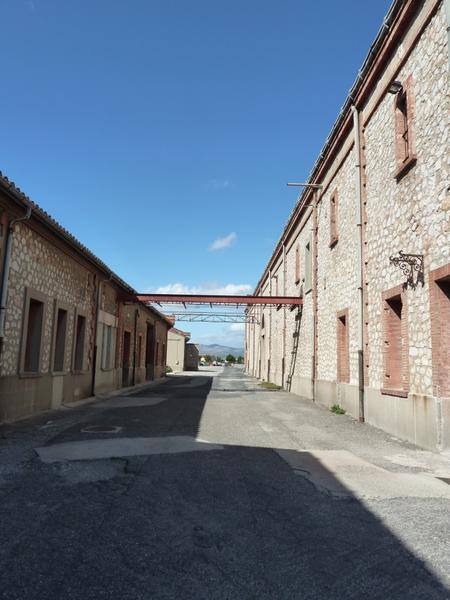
199,344,244,358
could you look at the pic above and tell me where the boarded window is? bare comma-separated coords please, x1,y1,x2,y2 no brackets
394,76,415,179
383,293,408,392
430,268,450,397
24,298,44,372
73,314,86,371
337,311,349,383
53,308,67,372
330,191,338,246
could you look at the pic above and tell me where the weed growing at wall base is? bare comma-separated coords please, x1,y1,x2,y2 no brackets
330,404,346,415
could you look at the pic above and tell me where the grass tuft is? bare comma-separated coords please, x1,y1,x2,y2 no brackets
258,382,282,390
330,404,346,415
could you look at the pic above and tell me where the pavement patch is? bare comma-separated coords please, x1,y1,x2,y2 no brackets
276,449,450,500
35,436,224,463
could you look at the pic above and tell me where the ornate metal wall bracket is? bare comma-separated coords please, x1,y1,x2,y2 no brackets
389,251,424,290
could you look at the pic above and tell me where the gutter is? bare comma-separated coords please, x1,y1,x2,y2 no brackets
352,105,366,423
0,206,32,358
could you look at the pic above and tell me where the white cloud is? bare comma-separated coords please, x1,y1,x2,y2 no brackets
154,282,252,295
229,323,245,332
206,179,230,191
209,232,237,251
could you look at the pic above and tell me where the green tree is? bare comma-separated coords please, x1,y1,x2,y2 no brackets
226,354,236,364
237,355,244,364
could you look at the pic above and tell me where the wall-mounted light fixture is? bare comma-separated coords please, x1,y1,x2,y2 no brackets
389,251,424,290
388,80,403,94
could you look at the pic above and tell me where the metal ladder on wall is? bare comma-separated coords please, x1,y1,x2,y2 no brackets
286,303,303,392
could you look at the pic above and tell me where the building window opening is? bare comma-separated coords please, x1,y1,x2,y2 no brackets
304,240,312,292
74,314,86,371
383,295,405,390
295,245,300,284
24,298,44,373
330,191,338,247
337,311,349,383
432,276,450,396
137,334,143,368
396,91,409,163
101,324,114,369
53,308,68,372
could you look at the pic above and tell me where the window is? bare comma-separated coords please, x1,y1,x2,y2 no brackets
295,245,300,284
53,308,68,372
304,240,312,292
337,310,349,383
382,287,408,395
429,264,450,397
101,324,115,370
394,76,416,179
330,190,338,247
23,298,44,373
73,314,86,371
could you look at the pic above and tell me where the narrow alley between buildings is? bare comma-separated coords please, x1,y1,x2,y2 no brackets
1,367,449,599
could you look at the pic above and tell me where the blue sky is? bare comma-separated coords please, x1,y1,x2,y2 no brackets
0,0,391,349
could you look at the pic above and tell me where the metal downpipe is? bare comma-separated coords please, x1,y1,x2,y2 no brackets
352,105,365,423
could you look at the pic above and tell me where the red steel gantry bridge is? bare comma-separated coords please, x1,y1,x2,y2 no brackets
132,293,303,323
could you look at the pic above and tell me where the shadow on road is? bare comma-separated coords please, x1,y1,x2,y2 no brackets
0,372,449,599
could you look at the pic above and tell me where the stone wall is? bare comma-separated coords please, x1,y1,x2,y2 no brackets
0,220,96,419
0,209,170,422
246,2,450,450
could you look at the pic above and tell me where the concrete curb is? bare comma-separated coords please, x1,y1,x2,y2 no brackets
62,377,170,410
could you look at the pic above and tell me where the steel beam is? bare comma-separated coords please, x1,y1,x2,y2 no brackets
169,312,259,323
135,294,303,306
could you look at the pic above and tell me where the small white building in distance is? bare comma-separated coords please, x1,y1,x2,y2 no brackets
166,327,191,373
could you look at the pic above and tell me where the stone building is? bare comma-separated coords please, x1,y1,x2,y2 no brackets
0,174,171,423
184,343,200,371
166,327,191,372
246,0,450,451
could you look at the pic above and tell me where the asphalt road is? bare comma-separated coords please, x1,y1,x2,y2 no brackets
1,367,449,599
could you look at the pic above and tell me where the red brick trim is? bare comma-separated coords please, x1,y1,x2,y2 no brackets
382,284,409,394
336,308,350,383
429,262,450,397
